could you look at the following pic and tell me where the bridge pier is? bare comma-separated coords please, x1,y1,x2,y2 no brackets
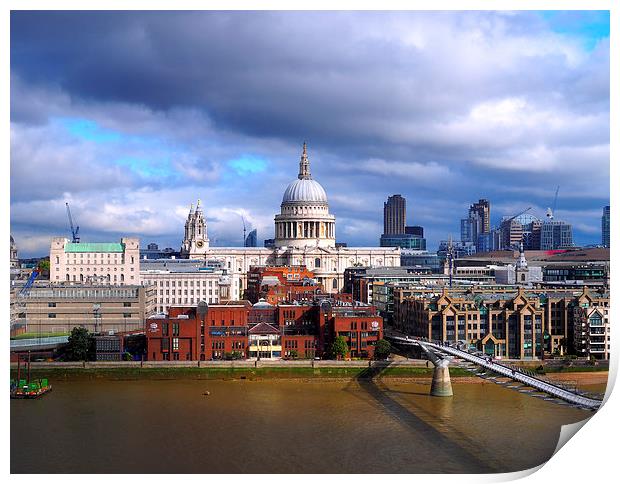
430,360,453,397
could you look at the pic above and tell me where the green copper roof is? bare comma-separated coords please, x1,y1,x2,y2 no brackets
65,242,124,253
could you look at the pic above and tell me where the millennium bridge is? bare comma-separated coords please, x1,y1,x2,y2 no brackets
385,334,604,411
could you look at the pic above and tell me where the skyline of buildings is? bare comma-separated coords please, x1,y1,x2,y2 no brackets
41,144,401,295
11,194,608,265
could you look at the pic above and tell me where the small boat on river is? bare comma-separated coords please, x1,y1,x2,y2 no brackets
10,353,52,399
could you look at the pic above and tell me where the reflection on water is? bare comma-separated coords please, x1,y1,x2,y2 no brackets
11,378,592,473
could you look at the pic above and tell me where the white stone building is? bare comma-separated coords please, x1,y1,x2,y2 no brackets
494,242,543,286
182,143,400,292
140,259,241,314
50,237,140,285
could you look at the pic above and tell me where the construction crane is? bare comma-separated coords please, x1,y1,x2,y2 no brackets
12,263,42,326
504,206,532,224
546,186,560,220
501,207,532,251
241,215,247,247
65,202,80,243
18,266,40,297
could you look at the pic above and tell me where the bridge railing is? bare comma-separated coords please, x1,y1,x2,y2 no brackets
425,342,602,409
431,343,589,396
387,335,602,410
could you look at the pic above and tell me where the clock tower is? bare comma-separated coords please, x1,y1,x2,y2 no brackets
180,199,210,258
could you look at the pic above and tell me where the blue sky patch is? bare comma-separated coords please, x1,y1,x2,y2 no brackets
115,156,175,179
57,117,122,143
539,11,609,50
228,155,268,176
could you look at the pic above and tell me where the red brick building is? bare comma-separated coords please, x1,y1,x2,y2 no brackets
146,298,383,361
264,281,322,305
329,303,383,358
246,266,316,303
146,301,251,361
279,303,322,358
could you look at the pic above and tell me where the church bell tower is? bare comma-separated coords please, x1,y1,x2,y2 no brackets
180,199,210,258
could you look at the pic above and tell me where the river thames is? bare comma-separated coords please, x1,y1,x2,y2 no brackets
11,378,598,473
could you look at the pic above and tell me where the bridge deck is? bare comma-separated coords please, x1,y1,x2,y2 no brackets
387,335,603,411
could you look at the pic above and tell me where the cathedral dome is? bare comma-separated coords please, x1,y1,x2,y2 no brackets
281,141,328,204
274,142,336,250
282,178,327,204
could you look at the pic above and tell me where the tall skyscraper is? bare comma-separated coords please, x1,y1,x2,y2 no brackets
380,195,426,249
602,206,610,248
470,199,491,234
460,198,491,251
383,195,406,235
245,229,258,247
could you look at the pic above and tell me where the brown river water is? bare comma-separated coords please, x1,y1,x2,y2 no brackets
11,378,599,474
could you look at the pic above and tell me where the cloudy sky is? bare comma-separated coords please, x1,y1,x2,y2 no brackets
10,10,609,257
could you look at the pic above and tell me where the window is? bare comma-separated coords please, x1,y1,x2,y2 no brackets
48,302,56,307
172,338,179,351
123,313,132,318
162,323,169,336
123,302,131,307
48,313,56,318
173,323,179,336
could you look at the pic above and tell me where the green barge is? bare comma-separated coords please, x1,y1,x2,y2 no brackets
11,378,52,399
10,353,52,399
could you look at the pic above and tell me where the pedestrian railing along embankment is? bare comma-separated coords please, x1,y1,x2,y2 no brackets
388,336,603,411
9,359,429,370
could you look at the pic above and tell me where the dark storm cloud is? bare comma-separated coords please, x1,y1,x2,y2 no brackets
9,11,610,256
11,12,606,146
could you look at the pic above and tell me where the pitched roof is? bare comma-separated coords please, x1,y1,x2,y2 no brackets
248,322,280,335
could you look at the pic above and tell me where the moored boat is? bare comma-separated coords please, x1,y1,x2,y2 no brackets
11,379,52,399
10,352,52,399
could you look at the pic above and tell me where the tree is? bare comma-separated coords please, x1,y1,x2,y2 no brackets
330,336,349,360
289,349,299,359
66,327,91,361
374,339,391,360
38,259,50,278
